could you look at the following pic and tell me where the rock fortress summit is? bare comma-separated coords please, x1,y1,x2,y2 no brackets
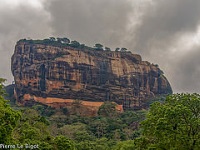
11,38,172,113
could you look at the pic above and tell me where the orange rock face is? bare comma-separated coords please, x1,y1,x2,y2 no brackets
11,40,172,110
22,93,123,116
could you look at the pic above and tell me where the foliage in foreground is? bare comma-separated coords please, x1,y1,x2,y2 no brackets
2,78,200,149
0,78,21,144
136,93,200,150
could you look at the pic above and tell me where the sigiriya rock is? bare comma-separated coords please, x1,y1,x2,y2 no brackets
11,38,172,110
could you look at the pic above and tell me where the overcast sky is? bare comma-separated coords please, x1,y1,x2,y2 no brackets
1,0,200,93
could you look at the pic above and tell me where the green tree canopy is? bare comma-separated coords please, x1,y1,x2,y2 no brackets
105,47,111,51
121,48,127,52
62,37,70,44
56,38,62,43
136,93,200,150
49,37,56,41
54,135,75,150
0,78,21,144
98,102,117,118
113,140,135,150
115,48,120,52
70,41,80,48
94,43,103,50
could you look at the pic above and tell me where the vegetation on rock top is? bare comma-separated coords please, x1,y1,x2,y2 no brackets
17,37,130,52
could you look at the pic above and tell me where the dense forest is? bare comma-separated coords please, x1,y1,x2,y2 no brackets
1,78,200,149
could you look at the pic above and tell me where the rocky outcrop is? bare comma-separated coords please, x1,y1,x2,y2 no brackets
11,39,172,109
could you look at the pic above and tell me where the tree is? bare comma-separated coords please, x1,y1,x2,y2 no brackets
0,78,21,144
54,135,75,150
113,140,135,150
79,44,85,49
136,93,200,150
43,39,51,44
89,118,108,138
120,111,142,126
62,38,70,44
58,122,94,141
75,138,114,150
94,43,103,50
57,38,62,43
105,47,111,51
70,41,80,48
115,48,120,52
13,108,52,147
98,102,118,118
49,37,56,41
62,107,68,115
121,48,127,52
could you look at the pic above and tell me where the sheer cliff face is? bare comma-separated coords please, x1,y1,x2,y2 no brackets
11,41,172,109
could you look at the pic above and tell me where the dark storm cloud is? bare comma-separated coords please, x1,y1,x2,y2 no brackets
132,0,200,53
0,0,51,84
170,45,200,93
1,0,200,93
127,0,200,93
47,0,134,48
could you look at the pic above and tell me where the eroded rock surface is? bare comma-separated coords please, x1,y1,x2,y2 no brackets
11,40,172,109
